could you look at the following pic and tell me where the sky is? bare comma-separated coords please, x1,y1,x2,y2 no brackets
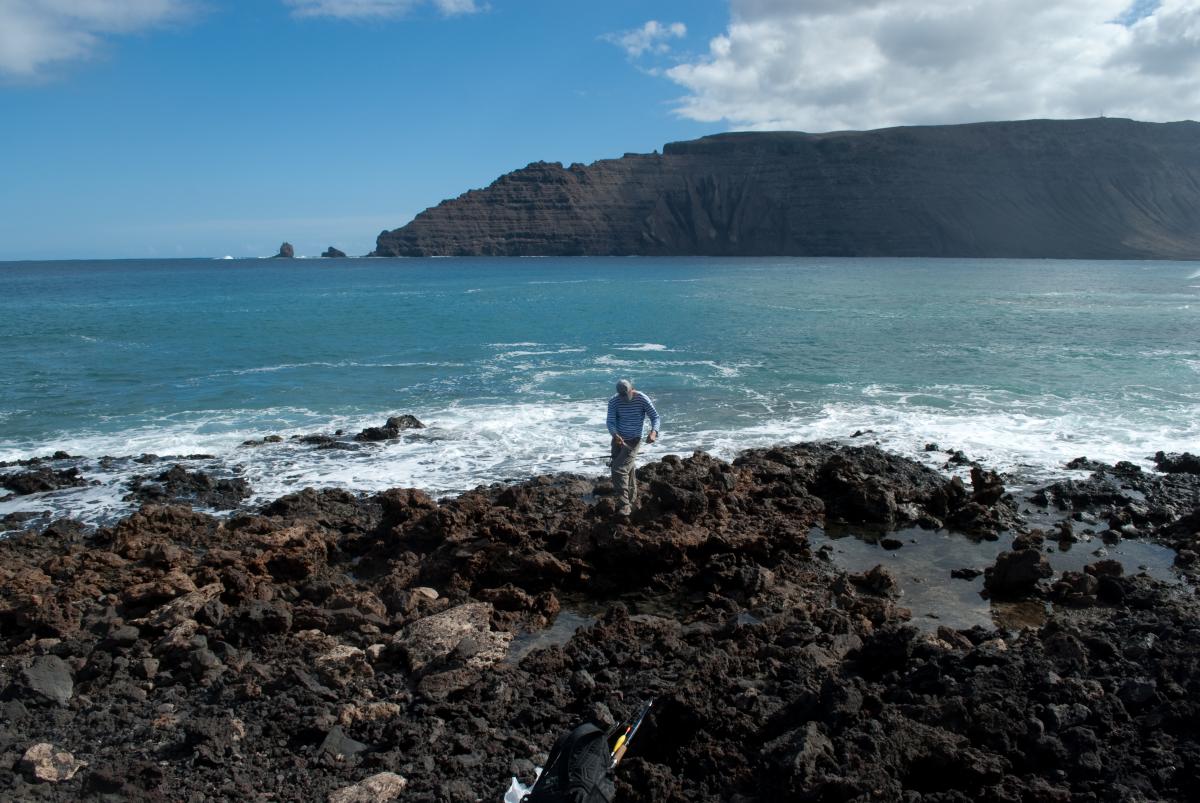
0,0,1194,260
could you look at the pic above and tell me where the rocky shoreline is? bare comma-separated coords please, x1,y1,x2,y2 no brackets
1,442,1198,801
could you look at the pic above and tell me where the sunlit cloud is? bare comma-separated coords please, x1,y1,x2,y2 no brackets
0,0,193,77
663,0,1200,131
602,19,687,59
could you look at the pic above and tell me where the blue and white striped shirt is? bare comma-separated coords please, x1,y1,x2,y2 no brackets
607,391,661,441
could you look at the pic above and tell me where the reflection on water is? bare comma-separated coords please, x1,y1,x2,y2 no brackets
505,610,597,665
809,525,1181,632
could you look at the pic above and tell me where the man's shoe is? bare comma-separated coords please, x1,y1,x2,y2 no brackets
617,506,632,517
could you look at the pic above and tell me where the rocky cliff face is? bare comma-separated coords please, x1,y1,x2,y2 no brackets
374,118,1200,259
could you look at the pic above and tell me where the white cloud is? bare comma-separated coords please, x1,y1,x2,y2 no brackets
664,0,1200,131
603,19,687,59
0,0,192,77
284,0,481,19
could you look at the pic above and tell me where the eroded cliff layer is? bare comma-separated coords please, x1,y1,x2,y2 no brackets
374,118,1200,259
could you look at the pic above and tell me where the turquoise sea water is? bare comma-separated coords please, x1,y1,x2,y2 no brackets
1,257,1197,523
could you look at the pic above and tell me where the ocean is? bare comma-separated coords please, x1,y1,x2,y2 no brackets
1,256,1197,526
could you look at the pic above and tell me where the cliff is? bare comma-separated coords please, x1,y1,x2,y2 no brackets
373,118,1200,259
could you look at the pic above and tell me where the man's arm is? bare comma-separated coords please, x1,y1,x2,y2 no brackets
643,395,661,438
606,397,619,437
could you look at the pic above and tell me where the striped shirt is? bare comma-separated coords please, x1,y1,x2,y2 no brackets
607,391,661,441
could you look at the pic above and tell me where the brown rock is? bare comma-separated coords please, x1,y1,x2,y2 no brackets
315,645,374,688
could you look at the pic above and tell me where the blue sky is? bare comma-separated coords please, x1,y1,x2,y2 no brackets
0,1,727,259
1,0,1191,260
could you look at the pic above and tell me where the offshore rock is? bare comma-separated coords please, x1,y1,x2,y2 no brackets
354,415,425,442
375,118,1200,260
273,242,294,258
1,466,90,496
321,246,348,258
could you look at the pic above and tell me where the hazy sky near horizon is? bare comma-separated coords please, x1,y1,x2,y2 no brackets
1,0,1193,260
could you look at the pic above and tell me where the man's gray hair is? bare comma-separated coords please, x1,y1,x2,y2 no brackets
616,378,633,396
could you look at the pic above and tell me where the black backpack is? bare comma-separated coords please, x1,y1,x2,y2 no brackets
524,722,616,803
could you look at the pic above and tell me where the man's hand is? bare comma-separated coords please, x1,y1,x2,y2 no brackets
647,430,658,444
612,435,626,448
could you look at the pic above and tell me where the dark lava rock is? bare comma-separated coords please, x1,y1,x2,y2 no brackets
321,246,347,258
970,466,1006,506
273,242,294,258
1065,456,1112,472
125,464,251,509
0,511,50,531
848,565,899,596
950,567,983,580
1154,450,1200,474
354,414,425,442
945,449,972,466
1,466,89,495
15,655,73,706
319,726,368,761
0,451,74,468
983,549,1053,598
2,440,1199,802
1035,460,1200,544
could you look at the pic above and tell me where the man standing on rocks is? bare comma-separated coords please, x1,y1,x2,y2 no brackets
607,378,661,517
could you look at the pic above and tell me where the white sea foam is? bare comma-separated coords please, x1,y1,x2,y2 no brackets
496,348,586,358
224,361,464,376
615,343,670,352
1187,269,1200,279
3,379,1197,529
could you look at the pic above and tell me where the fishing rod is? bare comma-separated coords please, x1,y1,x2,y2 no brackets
610,699,654,768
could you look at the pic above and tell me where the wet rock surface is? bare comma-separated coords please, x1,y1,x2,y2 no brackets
1,466,91,496
354,414,425,442
0,442,1196,800
124,464,252,510
1034,455,1200,580
1154,450,1200,474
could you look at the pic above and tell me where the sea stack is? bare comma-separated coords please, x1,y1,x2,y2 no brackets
321,246,347,258
273,242,295,259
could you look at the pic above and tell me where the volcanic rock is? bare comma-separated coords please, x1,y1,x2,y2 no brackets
15,655,74,706
375,119,1200,260
125,464,250,509
1,466,89,495
328,772,408,803
1154,451,1200,474
274,242,294,258
397,602,510,673
1,441,1198,801
354,415,425,442
983,549,1053,598
20,743,86,783
321,246,348,258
